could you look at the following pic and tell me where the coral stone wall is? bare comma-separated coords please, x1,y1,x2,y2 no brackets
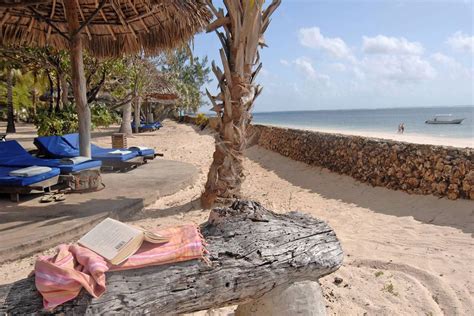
251,125,474,200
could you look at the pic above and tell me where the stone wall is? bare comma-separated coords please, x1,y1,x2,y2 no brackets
250,125,474,200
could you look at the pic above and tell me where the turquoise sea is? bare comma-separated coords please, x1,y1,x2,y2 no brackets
253,106,474,140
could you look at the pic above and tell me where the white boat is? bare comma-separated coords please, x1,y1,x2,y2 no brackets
425,114,465,124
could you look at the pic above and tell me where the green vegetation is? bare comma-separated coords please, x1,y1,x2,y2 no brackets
382,281,399,296
35,106,78,136
158,48,211,114
195,113,209,126
1,46,210,134
374,271,384,277
91,103,119,128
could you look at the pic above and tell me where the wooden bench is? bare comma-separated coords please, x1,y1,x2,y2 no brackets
0,200,343,314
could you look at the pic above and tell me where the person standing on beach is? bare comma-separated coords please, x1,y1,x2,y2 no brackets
400,123,405,134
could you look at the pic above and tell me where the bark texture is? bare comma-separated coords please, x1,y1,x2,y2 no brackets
201,0,281,208
133,96,141,133
119,99,133,136
65,0,91,157
0,200,343,315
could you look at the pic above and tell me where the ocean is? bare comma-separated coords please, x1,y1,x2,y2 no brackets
253,106,474,141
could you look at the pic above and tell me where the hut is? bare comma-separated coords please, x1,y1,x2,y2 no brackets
0,0,211,156
139,71,179,129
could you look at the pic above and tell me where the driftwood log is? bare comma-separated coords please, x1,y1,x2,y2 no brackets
0,200,343,315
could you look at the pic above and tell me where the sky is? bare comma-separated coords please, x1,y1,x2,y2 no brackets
192,0,474,112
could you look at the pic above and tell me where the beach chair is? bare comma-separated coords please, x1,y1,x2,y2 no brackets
62,133,156,160
0,166,60,202
0,140,101,174
34,135,146,171
131,121,162,132
0,141,102,191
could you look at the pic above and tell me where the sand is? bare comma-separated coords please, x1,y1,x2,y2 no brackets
1,120,473,315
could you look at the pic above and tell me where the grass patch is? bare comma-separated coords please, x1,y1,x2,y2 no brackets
374,271,384,277
382,282,399,296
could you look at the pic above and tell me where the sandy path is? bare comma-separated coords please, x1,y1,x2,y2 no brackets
1,121,473,315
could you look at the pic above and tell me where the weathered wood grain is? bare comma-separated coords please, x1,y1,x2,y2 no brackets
0,200,343,315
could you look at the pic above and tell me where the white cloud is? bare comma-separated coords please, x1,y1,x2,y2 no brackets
289,57,331,86
293,57,317,79
280,59,290,66
431,52,459,67
360,55,436,83
431,52,471,78
298,27,352,59
362,35,424,55
329,63,347,72
446,31,474,53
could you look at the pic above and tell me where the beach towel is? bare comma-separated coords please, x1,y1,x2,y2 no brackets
107,149,133,155
35,224,207,310
59,156,91,165
8,166,52,177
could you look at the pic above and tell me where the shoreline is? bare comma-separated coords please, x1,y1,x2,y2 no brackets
253,122,474,148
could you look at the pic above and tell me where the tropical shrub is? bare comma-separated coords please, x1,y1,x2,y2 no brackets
35,106,78,136
195,113,209,126
91,102,119,128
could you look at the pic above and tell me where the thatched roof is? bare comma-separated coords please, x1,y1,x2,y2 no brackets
146,77,178,101
0,0,212,58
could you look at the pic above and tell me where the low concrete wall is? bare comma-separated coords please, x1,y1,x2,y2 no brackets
250,125,474,200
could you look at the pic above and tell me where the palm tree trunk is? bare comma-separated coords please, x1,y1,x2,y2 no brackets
6,68,16,133
201,0,280,208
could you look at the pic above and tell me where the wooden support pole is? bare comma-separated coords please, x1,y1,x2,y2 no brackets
64,0,91,157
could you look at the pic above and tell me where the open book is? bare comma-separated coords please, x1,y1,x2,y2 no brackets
78,218,169,265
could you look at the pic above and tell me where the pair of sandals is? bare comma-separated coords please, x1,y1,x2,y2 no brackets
40,192,66,203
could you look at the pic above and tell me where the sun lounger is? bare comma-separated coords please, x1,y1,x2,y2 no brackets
62,133,156,160
131,121,162,132
34,135,146,171
0,140,102,174
0,166,60,202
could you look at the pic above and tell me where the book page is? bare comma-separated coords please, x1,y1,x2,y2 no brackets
78,218,142,261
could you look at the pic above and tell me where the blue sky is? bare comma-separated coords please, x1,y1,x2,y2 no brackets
193,0,473,112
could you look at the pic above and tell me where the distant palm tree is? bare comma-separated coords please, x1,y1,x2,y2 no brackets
1,66,23,133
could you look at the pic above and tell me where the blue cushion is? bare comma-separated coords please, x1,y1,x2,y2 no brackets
55,160,102,173
35,135,141,162
0,140,27,157
0,140,101,173
0,166,60,187
34,136,79,158
90,144,139,161
130,148,155,157
62,133,80,149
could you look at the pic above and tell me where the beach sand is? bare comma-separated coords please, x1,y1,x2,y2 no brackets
1,120,473,315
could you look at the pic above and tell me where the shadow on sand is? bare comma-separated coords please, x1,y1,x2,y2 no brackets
245,146,474,236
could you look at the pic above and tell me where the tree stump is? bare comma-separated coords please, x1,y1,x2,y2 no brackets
0,200,343,315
